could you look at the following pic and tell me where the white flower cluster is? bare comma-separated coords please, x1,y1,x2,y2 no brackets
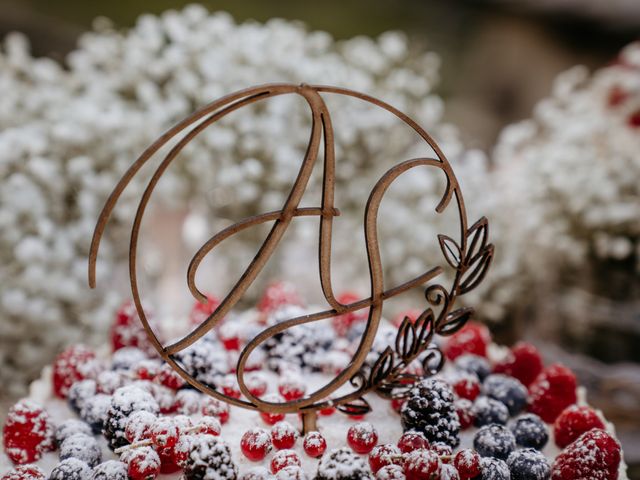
0,5,486,394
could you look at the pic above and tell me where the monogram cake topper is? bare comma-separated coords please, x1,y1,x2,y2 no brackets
88,83,493,432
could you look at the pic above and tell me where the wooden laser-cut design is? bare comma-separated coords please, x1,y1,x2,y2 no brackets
88,83,494,432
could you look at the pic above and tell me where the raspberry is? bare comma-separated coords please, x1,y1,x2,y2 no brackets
125,446,161,480
135,359,160,380
151,417,180,449
258,281,303,314
528,364,577,423
403,449,441,480
454,399,475,430
443,322,490,361
189,293,221,326
473,425,516,461
270,450,301,474
440,464,460,480
201,397,231,424
1,465,45,480
157,364,186,390
551,429,621,480
452,374,480,401
553,405,605,449
2,400,54,464
376,465,406,480
303,431,327,458
397,431,429,453
52,344,100,398
454,449,481,479
111,301,158,355
331,292,368,336
493,342,543,387
369,444,402,473
391,398,405,413
271,421,298,450
241,427,273,461
607,85,628,107
347,422,378,454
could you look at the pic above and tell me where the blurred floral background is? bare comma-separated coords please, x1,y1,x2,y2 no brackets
0,0,639,475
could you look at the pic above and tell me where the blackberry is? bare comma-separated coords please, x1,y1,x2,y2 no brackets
49,458,92,480
67,379,97,414
400,378,461,447
472,396,509,427
80,393,111,434
454,354,491,381
483,374,528,415
103,385,158,450
263,321,334,373
511,414,548,450
174,336,227,387
474,425,516,460
60,433,102,467
240,467,276,479
91,460,128,480
479,457,510,480
315,447,374,480
55,419,92,446
507,449,551,480
183,434,238,480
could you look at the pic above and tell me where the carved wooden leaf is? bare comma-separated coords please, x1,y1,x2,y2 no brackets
413,308,435,350
369,347,395,386
465,217,489,265
337,397,371,416
437,234,462,269
395,316,417,361
437,307,473,336
459,244,494,295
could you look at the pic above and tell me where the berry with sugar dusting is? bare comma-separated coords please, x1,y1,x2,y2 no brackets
551,428,620,480
278,377,306,401
104,385,159,450
511,413,548,450
553,404,605,448
258,281,303,314
60,433,101,467
172,434,196,469
440,464,460,480
431,442,452,460
303,431,327,458
1,465,45,480
189,293,221,326
174,389,202,415
493,342,543,387
483,374,528,415
221,374,242,399
241,427,273,461
2,400,54,464
271,450,301,474
91,460,128,479
111,301,159,355
52,344,100,399
125,446,161,480
347,422,378,454
454,449,481,479
201,397,231,424
453,374,481,401
246,373,268,397
271,421,298,450
454,354,491,381
151,417,180,449
55,419,92,446
67,379,97,414
316,447,373,480
124,410,156,443
403,449,441,480
479,457,510,480
49,458,91,480
397,431,429,453
473,424,516,460
391,398,405,413
80,393,111,434
507,449,550,480
471,396,509,427
276,466,306,479
376,464,406,479
369,444,402,473
157,364,185,390
528,364,577,423
455,398,475,430
195,416,222,436
443,322,490,361
240,466,275,479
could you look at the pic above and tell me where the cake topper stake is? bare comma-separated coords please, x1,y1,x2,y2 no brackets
89,83,493,432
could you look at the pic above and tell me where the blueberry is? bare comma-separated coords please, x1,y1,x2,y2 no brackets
55,419,93,446
473,424,516,460
483,374,528,415
472,396,509,427
507,449,551,480
479,457,510,480
60,433,102,467
49,458,92,480
454,354,491,381
91,460,128,480
511,414,549,450
67,379,97,414
80,393,111,434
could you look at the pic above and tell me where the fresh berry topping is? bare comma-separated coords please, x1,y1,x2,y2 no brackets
111,347,147,371
473,424,516,461
303,431,327,458
278,377,306,401
190,293,221,326
454,449,482,479
331,292,368,336
376,464,406,480
104,385,159,450
201,397,231,424
111,301,158,355
2,400,54,465
316,447,371,480
260,411,286,426
258,282,303,314
479,457,510,480
1,465,45,480
443,322,490,361
431,442,453,460
183,434,237,479
135,359,160,380
271,421,298,450
453,374,481,401
49,458,91,480
551,429,621,480
91,460,128,480
246,373,268,397
553,404,605,448
174,389,202,415
157,364,185,390
471,396,509,427
455,399,475,430
369,444,402,473
440,463,461,480
397,431,429,453
347,422,378,454
483,373,528,415
67,379,97,414
493,342,543,387
195,416,222,436
55,419,92,446
125,446,161,480
240,466,275,479
60,433,102,468
400,378,460,447
96,370,125,395
124,410,156,442
391,398,405,413
52,345,100,398
172,434,196,469
276,466,307,479
403,449,441,480
454,354,491,381
150,417,180,449
271,450,301,474
511,413,549,450
507,449,550,480
241,427,273,461
80,393,111,434
528,364,577,423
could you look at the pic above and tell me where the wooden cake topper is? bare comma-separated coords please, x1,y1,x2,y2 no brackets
89,83,494,432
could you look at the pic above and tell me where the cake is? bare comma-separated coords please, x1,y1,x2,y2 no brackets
0,285,629,479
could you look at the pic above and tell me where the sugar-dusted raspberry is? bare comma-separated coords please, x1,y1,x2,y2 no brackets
219,321,243,351
124,410,157,443
507,449,550,480
347,422,378,454
455,398,475,430
391,398,405,413
52,344,101,399
303,431,327,458
275,465,307,479
157,363,185,390
271,450,301,474
452,374,481,401
511,413,548,450
473,425,516,461
55,419,92,446
278,376,306,401
135,359,160,380
528,364,577,423
172,434,196,468
174,389,202,415
454,449,481,480
258,281,303,314
369,444,402,473
241,427,273,461
91,460,129,480
404,449,441,480
2,400,54,464
202,397,231,424
1,465,45,480
150,383,178,414
316,447,373,480
493,342,543,387
483,373,528,416
443,322,490,361
195,416,222,436
551,429,621,480
553,404,606,448
397,431,429,453
376,464,406,480
49,458,91,480
331,292,368,336
151,417,180,449
471,396,509,427
271,421,298,450
125,446,161,480
189,293,221,326
60,433,102,468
